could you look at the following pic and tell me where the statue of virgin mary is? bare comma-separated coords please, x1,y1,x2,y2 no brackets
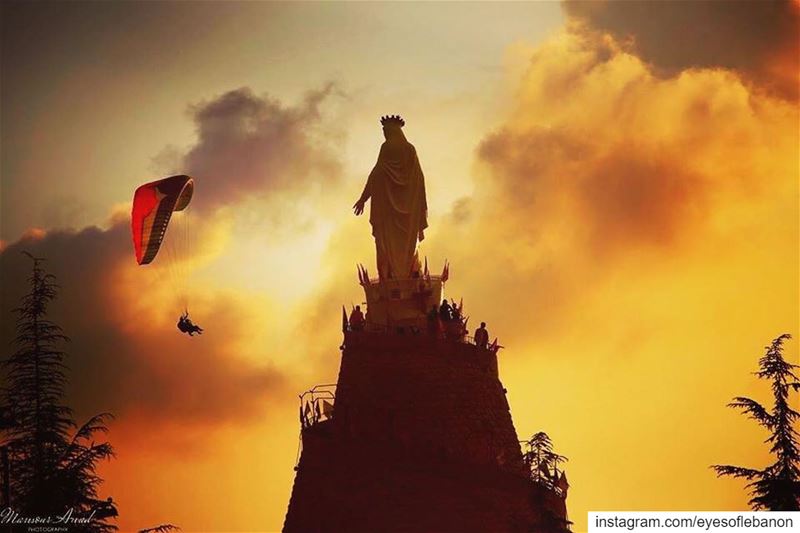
353,115,428,281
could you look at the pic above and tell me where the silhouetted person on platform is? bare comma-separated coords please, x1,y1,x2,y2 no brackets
439,300,452,321
427,304,440,335
177,311,204,336
349,305,365,331
451,299,462,321
474,322,489,349
427,304,438,320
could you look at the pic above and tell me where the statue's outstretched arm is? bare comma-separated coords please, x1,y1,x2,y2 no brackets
358,172,373,203
354,150,382,215
353,176,372,215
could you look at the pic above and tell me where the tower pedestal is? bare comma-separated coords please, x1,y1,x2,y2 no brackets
283,330,568,532
357,265,446,331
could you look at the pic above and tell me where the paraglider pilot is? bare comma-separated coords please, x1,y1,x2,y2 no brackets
177,311,204,336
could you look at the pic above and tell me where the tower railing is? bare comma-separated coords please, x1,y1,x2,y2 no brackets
299,384,336,430
344,323,503,353
359,273,446,286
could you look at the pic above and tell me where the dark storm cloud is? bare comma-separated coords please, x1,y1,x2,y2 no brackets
181,84,343,212
563,0,800,100
0,223,286,426
1,1,238,75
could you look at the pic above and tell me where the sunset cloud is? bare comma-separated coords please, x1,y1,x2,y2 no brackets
414,22,798,526
0,75,354,529
0,223,288,428
1,4,797,531
0,79,351,436
425,26,798,349
179,84,343,214
562,0,800,100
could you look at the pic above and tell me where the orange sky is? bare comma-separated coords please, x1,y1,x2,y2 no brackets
1,2,798,532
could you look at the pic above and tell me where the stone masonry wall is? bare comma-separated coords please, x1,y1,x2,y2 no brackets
283,332,567,532
334,332,522,476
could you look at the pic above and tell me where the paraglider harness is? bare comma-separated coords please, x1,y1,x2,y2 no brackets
177,311,203,336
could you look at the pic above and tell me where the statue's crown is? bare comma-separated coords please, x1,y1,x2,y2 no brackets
380,114,405,127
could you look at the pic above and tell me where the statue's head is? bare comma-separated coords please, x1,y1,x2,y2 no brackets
380,114,405,140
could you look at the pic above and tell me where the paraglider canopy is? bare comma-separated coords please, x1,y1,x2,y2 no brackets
131,175,194,265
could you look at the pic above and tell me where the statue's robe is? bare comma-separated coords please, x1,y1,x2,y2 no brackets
363,127,428,280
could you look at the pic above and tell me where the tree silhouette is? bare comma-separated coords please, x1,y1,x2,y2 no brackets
712,333,800,510
521,432,571,532
138,525,180,533
522,432,567,490
0,253,116,531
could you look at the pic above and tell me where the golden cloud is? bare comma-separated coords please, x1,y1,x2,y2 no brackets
425,26,798,345
417,24,798,529
0,219,289,434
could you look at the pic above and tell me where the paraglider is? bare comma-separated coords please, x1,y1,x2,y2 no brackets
177,311,203,336
131,175,203,336
131,174,194,265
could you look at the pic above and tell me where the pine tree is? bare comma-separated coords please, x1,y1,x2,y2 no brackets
712,333,800,510
522,432,567,490
0,253,116,531
522,432,571,532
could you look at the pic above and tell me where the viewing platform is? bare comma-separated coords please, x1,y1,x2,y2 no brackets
356,262,449,328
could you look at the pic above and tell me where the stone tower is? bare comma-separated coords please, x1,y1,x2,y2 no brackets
283,267,569,532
